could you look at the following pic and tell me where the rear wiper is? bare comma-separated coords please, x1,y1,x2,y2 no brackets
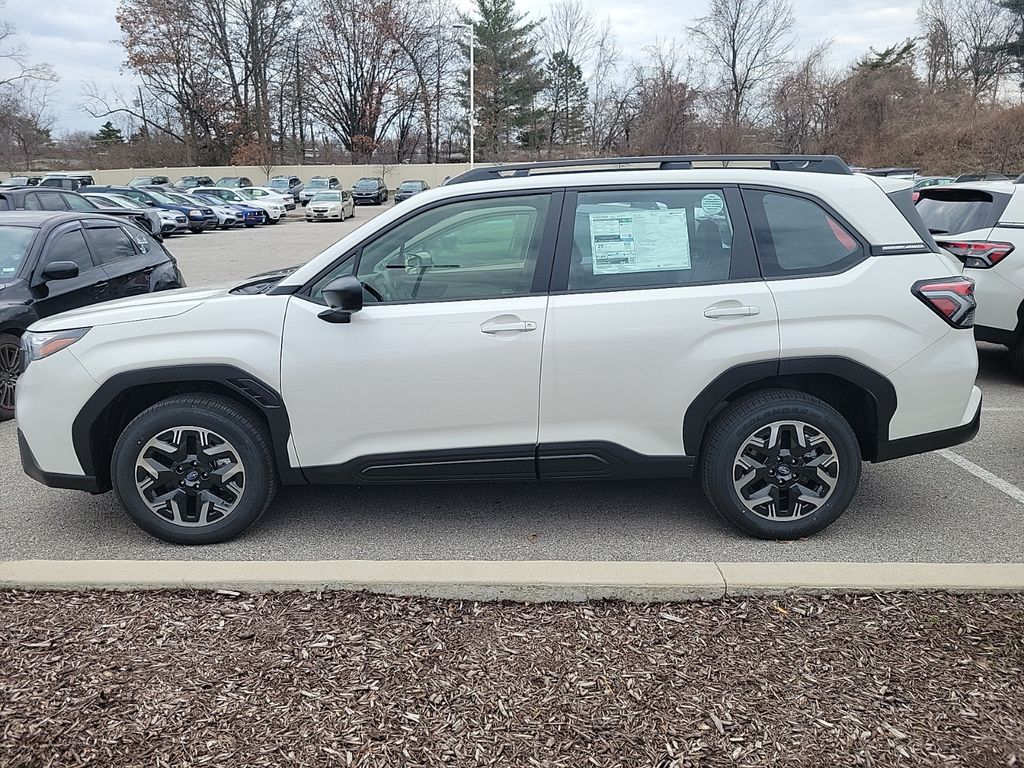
928,228,949,235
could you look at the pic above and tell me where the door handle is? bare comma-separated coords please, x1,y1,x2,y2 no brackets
704,305,760,318
94,282,109,292
481,320,538,334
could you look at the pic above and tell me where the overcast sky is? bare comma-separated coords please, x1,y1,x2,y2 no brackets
0,0,920,135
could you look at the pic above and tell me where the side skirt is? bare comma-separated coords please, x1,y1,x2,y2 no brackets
300,442,696,485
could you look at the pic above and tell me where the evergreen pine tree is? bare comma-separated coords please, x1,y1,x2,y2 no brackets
467,0,545,158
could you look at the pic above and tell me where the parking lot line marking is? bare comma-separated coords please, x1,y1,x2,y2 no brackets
938,449,1024,506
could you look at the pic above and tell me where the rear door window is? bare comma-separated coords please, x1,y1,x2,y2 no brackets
85,225,138,264
916,189,1009,235
565,188,738,291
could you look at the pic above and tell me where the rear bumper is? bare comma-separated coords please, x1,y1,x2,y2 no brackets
874,389,982,462
19,428,100,493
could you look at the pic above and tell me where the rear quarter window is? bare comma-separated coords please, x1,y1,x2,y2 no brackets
744,190,865,278
915,190,1009,235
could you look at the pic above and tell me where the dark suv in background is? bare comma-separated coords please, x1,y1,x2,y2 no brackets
0,211,183,420
0,186,162,239
352,177,388,205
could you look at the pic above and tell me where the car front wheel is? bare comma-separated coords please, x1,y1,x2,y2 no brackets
0,333,20,421
111,394,278,544
700,389,861,540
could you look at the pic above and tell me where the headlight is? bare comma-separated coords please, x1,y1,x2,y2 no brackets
189,209,202,217
22,328,90,366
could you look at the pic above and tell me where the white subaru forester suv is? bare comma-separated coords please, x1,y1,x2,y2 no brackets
16,156,982,544
916,180,1024,375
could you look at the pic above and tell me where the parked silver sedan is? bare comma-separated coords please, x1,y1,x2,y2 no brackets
304,190,355,222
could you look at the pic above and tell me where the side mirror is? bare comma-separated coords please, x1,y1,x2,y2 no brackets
146,200,157,207
41,261,80,281
319,275,363,324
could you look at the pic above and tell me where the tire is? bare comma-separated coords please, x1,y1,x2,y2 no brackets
0,332,20,422
700,389,861,540
111,395,278,544
1009,336,1024,378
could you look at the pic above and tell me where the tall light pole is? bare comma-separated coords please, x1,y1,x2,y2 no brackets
452,22,474,168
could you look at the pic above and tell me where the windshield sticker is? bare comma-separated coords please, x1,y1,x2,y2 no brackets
589,210,690,274
700,193,725,215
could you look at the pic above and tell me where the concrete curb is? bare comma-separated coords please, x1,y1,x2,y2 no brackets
2,560,1023,601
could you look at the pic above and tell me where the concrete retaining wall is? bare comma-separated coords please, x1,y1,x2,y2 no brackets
4,164,478,189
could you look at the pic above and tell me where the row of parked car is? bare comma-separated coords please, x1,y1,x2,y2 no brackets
2,172,436,214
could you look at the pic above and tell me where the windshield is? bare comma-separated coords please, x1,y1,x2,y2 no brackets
146,190,180,205
355,178,377,188
1,177,27,186
164,192,196,205
399,181,423,190
312,192,341,202
269,179,290,189
307,179,328,189
107,194,143,209
0,226,35,281
217,178,242,187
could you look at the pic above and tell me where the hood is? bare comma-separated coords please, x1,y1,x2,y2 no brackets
29,285,230,332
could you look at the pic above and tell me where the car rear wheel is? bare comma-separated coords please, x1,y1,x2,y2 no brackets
111,395,278,544
700,389,861,539
0,333,20,422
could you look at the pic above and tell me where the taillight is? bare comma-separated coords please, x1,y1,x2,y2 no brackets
936,240,1014,269
912,276,976,328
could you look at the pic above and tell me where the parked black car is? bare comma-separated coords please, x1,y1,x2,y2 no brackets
0,186,163,240
352,177,388,205
0,211,184,420
394,179,430,203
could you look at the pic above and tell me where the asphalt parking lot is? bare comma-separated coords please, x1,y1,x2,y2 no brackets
1,207,1022,563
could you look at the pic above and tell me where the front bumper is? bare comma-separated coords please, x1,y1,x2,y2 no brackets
188,216,218,230
353,193,381,203
19,429,101,493
306,208,343,220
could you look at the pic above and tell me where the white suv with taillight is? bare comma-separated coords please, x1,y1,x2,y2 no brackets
16,155,981,545
916,181,1024,374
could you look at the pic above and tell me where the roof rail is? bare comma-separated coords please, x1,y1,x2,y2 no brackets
444,155,852,185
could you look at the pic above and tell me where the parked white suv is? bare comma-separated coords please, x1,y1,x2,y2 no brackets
192,186,285,223
916,181,1024,374
16,155,981,544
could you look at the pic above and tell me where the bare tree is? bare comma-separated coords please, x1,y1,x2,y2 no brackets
689,0,795,139
0,2,56,88
304,0,414,157
541,0,596,65
771,41,837,153
919,0,1013,102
